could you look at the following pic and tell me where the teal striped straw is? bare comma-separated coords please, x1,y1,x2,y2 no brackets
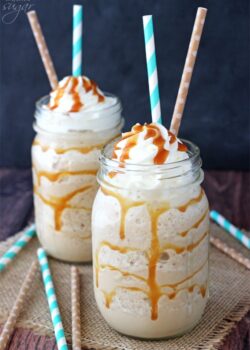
210,210,250,250
0,225,36,272
72,5,83,76
37,248,68,350
143,15,162,124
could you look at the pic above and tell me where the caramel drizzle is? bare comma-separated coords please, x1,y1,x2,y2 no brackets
147,206,163,319
112,124,143,161
34,185,92,231
161,230,208,254
96,186,208,320
32,139,49,152
96,230,208,320
33,167,97,186
101,187,144,240
145,124,169,164
178,189,204,212
160,258,208,289
166,284,207,300
101,290,116,308
112,123,187,164
95,241,140,288
100,255,207,287
101,282,207,311
97,240,140,254
32,133,118,234
78,234,91,241
101,186,204,240
49,77,71,110
49,76,105,112
70,77,83,112
32,134,120,155
55,145,102,154
82,77,105,102
99,264,147,282
180,209,209,237
96,229,208,290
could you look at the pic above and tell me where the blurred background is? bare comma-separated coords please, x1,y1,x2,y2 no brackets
0,0,249,169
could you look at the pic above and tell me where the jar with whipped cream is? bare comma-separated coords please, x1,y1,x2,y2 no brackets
92,123,210,338
32,76,123,262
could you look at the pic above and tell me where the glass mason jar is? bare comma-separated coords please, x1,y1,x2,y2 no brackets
32,94,123,262
92,139,210,339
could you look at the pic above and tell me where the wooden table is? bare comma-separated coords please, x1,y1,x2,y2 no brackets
0,169,249,350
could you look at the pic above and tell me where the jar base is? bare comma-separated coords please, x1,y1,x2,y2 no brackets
42,247,92,263
36,227,92,263
95,287,207,339
113,318,202,340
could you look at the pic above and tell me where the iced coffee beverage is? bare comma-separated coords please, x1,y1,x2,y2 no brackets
32,76,123,262
92,123,209,338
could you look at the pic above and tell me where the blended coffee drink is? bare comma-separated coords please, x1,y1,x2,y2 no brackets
92,123,209,338
32,76,123,262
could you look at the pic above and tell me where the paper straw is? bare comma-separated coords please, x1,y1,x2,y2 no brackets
210,210,250,250
0,225,36,272
210,236,250,270
37,248,68,350
71,266,81,350
72,5,83,76
170,7,207,135
27,11,58,90
0,260,38,350
143,15,162,124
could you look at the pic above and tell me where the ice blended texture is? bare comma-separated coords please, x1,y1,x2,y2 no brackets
32,76,122,262
92,123,209,338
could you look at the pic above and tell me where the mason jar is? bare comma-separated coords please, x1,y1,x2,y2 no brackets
32,94,123,262
92,139,210,338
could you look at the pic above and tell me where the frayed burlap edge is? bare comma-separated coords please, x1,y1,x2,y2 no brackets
1,226,250,350
196,297,250,350
0,296,249,350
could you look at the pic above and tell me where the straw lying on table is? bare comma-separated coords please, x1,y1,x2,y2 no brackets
27,11,58,89
0,260,38,350
71,266,81,350
37,248,68,350
0,225,36,272
210,236,250,270
210,210,250,250
170,7,207,135
72,5,83,76
143,15,162,124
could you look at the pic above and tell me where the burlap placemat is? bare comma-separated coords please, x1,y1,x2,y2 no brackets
0,223,250,350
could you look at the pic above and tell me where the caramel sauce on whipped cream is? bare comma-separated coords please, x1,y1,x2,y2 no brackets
112,123,188,165
48,76,105,112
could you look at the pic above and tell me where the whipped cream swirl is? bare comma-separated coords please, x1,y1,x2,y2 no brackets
112,123,188,165
48,76,105,113
35,76,122,133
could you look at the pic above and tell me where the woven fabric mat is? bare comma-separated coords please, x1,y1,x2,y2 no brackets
0,223,250,350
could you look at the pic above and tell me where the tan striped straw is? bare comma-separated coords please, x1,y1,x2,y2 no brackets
71,266,81,350
170,7,207,136
210,236,250,270
0,260,38,350
27,11,58,90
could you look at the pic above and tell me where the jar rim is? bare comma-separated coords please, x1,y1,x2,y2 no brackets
35,92,122,116
34,93,123,134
